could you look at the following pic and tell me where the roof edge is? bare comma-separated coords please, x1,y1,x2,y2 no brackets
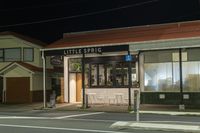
63,19,200,37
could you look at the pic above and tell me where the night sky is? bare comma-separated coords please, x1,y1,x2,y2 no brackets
1,0,200,43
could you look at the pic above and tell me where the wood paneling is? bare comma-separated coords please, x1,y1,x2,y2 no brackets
76,73,82,102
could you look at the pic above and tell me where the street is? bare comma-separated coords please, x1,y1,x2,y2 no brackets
0,110,199,133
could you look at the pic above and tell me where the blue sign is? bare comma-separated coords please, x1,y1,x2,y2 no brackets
125,54,133,62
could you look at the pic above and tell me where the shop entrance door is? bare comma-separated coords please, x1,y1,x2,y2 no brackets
76,73,82,102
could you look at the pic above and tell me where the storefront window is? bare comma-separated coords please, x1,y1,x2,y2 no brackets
182,49,200,92
70,56,137,88
144,50,180,92
85,64,89,88
116,63,123,86
144,63,179,92
132,67,137,85
106,64,113,86
99,64,105,86
91,64,98,86
89,62,136,88
182,62,200,92
69,58,82,72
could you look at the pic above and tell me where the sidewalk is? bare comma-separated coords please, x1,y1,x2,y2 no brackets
55,103,170,111
0,103,43,112
0,102,200,116
55,103,200,115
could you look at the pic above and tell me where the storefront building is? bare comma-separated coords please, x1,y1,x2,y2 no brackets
42,20,200,107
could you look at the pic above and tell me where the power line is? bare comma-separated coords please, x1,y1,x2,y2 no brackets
0,0,158,28
0,0,88,12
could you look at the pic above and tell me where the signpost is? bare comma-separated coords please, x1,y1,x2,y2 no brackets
133,88,140,122
136,89,140,122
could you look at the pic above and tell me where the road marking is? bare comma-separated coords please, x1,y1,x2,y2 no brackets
54,112,104,119
66,118,116,123
0,123,131,133
0,116,48,119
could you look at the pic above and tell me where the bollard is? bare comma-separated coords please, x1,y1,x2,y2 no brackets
136,90,140,122
86,94,89,108
133,89,140,122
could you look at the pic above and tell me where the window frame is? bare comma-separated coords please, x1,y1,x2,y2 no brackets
23,48,34,62
0,49,4,62
4,47,21,62
89,62,136,88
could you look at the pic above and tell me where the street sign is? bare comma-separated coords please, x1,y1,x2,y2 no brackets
125,54,133,62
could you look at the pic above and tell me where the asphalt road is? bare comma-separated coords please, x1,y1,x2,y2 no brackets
0,110,199,133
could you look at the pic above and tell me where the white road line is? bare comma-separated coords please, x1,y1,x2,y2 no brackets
66,118,116,123
54,112,104,119
0,124,130,133
0,116,48,119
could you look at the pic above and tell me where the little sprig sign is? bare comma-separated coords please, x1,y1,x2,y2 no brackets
64,47,102,55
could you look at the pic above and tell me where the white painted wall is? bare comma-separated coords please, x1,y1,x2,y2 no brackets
4,67,31,77
32,72,52,91
0,36,53,69
69,73,76,103
32,73,42,91
86,88,138,104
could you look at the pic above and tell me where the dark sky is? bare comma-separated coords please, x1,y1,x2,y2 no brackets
1,0,200,43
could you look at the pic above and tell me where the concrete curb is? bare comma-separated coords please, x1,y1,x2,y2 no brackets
131,111,200,116
110,121,200,132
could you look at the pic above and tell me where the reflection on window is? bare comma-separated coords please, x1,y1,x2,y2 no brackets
144,63,180,92
116,63,123,86
85,64,89,88
89,62,136,88
91,64,98,86
132,68,137,85
144,50,180,92
182,48,200,92
107,64,113,86
183,62,200,92
99,64,105,86
123,63,129,86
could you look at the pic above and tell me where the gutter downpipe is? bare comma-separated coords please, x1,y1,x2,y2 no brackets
42,50,46,108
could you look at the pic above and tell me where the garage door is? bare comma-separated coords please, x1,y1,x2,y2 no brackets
6,77,30,103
